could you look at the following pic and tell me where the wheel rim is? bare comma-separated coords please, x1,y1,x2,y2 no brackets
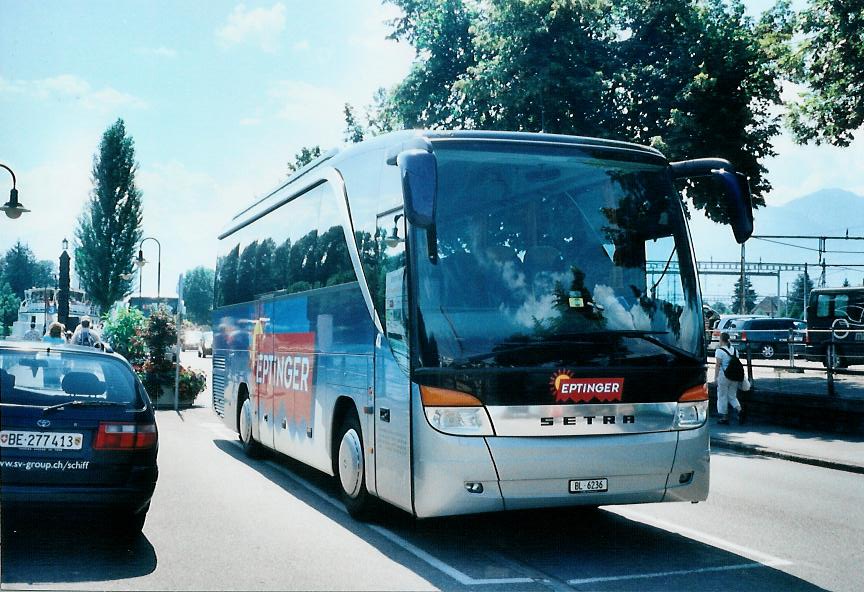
338,428,363,498
240,399,253,444
762,345,774,358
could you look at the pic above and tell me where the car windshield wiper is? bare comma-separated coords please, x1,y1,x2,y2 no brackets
42,400,127,414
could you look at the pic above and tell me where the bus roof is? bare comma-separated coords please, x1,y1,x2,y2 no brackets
221,130,667,239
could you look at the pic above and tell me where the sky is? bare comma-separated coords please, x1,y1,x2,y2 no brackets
1,0,862,301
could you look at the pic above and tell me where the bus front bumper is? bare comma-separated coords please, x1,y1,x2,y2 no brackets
412,423,709,518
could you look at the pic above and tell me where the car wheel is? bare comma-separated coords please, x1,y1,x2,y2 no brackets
335,411,375,519
760,344,775,359
239,395,265,458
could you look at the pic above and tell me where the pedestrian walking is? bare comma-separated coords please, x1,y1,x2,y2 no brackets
715,332,744,424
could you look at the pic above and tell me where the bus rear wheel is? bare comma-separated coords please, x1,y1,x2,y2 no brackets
335,412,375,519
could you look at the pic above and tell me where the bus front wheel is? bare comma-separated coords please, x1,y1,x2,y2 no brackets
335,412,374,519
239,395,265,458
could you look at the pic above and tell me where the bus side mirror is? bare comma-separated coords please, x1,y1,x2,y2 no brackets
715,170,753,244
398,149,437,229
671,158,754,244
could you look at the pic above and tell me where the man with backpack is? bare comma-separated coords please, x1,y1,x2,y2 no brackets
71,317,100,347
715,332,745,424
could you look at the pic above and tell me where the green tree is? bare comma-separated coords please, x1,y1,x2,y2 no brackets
787,272,814,318
712,301,730,314
74,118,143,311
182,266,215,326
386,0,479,128
381,0,783,221
343,103,366,143
1,242,56,299
287,145,322,174
0,281,19,337
731,275,758,314
787,0,864,146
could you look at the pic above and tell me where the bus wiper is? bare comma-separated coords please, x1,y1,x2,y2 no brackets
607,330,702,362
450,339,596,366
42,400,126,414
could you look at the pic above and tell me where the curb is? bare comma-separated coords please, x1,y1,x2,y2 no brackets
710,437,864,475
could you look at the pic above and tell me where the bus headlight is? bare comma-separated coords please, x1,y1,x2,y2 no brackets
673,384,708,430
420,385,494,436
673,400,708,429
424,406,494,436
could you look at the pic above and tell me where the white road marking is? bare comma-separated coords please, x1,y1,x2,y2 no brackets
568,561,788,585
263,458,534,586
608,507,793,568
243,445,793,588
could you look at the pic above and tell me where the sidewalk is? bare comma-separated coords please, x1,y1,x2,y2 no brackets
709,417,864,474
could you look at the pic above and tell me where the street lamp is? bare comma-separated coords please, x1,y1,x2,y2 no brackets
135,237,162,301
1,163,29,219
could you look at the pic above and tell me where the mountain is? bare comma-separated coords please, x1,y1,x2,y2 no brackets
688,188,864,302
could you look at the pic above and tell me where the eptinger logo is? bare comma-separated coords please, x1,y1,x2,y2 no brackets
550,370,624,403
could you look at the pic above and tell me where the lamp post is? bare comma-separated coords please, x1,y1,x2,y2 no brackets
1,163,29,219
135,237,162,302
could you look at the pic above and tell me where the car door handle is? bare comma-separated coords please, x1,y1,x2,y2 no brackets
379,408,390,423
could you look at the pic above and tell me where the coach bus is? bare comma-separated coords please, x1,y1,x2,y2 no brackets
211,130,753,518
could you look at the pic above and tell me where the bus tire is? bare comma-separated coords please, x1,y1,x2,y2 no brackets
335,412,375,519
239,394,265,458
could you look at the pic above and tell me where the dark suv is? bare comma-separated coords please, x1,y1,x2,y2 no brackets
732,317,799,359
805,287,864,368
0,342,158,533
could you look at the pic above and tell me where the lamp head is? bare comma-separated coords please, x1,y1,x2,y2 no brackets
384,214,405,248
134,249,147,268
1,188,30,219
62,237,69,251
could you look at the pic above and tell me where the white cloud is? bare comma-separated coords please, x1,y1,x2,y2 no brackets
239,117,262,126
292,39,310,51
216,2,287,53
0,74,147,110
268,80,344,146
135,46,178,58
764,132,864,205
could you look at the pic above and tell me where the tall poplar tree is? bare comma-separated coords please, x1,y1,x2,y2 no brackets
74,119,143,310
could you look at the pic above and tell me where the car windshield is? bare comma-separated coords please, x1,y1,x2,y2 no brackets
410,141,702,369
0,349,139,408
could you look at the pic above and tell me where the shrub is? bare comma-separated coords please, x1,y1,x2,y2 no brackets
101,307,147,364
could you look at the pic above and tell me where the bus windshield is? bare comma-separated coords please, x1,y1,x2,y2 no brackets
410,141,703,369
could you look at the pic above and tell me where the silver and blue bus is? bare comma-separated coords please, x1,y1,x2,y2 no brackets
212,130,753,518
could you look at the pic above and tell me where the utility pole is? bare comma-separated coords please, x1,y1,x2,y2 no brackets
739,243,746,314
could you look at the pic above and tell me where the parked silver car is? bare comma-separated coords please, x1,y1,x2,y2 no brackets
707,315,767,355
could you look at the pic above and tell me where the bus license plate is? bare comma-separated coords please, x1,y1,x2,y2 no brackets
0,431,83,450
569,478,608,494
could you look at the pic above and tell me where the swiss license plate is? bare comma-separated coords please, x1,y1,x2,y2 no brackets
569,478,608,494
0,431,83,450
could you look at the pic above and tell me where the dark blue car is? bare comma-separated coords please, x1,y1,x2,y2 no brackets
0,342,158,533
